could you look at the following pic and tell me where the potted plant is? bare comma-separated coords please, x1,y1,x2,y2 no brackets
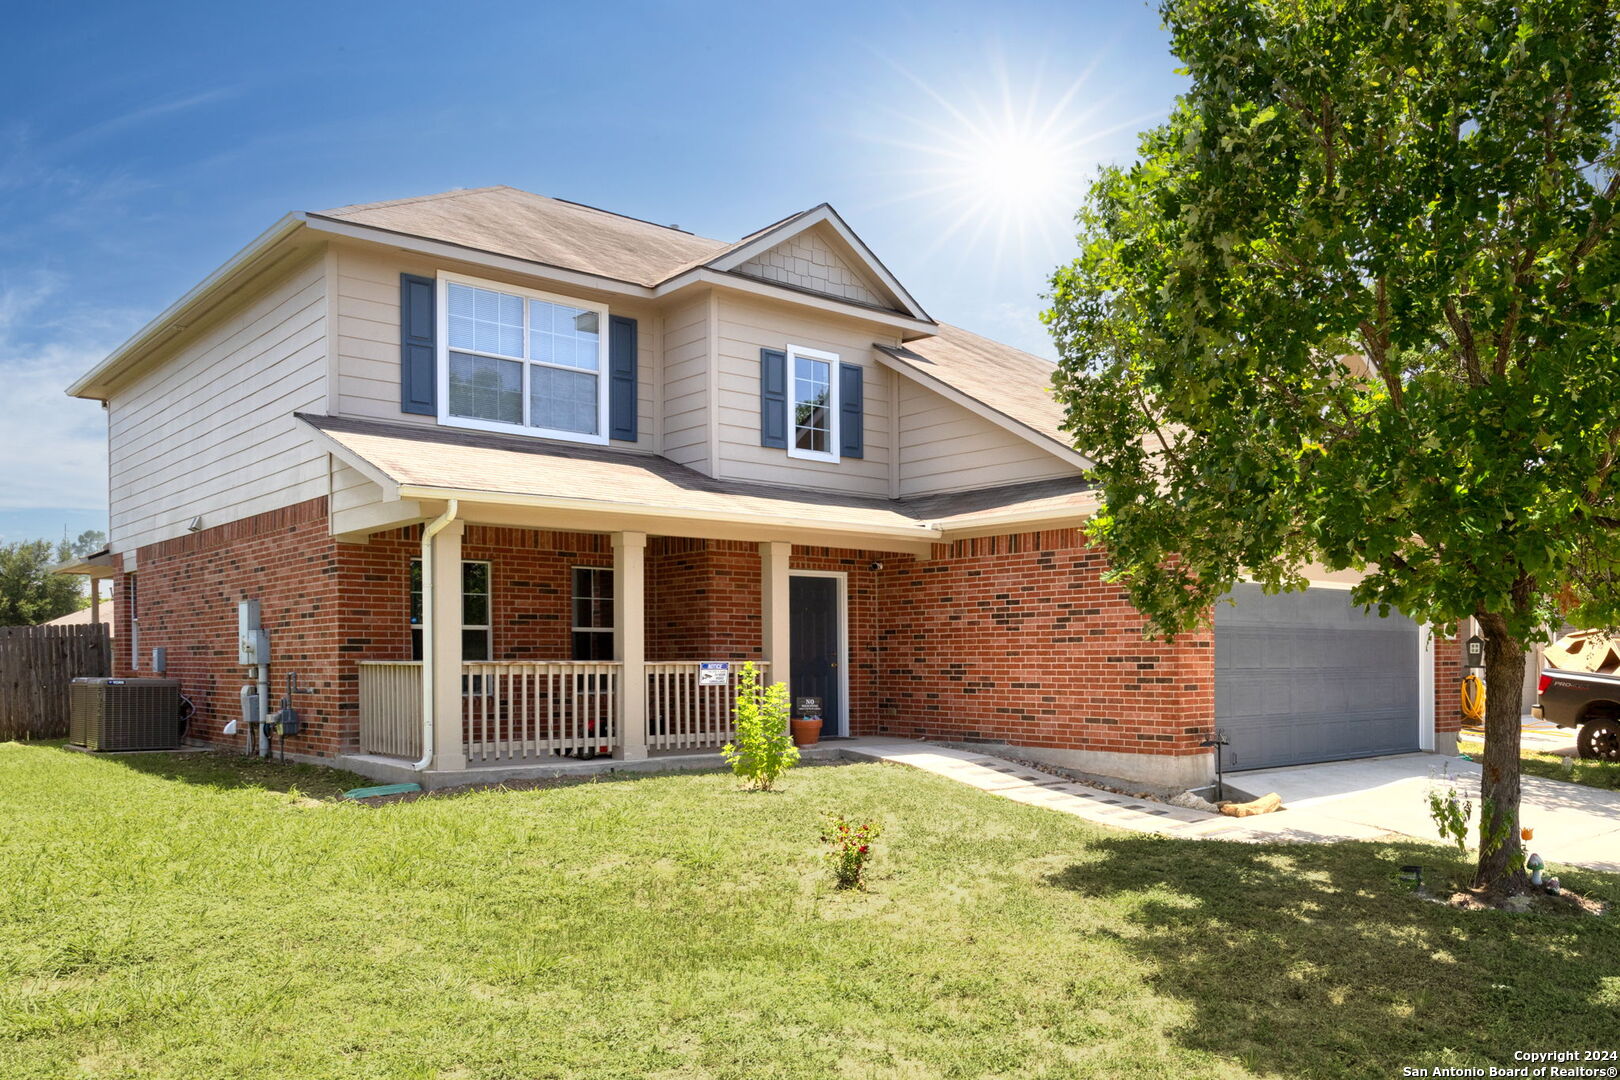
791,711,823,747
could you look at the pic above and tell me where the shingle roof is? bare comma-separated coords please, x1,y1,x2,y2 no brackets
312,187,732,288
298,414,1093,537
876,324,1074,449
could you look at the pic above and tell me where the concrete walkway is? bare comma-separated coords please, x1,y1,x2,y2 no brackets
843,741,1620,872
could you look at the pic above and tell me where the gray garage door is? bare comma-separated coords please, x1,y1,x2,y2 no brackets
1215,583,1419,771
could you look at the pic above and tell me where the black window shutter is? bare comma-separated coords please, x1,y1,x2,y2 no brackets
838,362,864,459
760,348,788,448
608,315,638,441
399,274,436,416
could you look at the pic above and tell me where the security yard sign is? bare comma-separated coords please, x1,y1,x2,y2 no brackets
698,662,730,686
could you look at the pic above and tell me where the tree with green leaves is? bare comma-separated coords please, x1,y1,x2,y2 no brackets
1047,0,1620,891
0,539,85,627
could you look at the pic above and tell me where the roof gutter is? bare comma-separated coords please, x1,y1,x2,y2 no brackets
66,213,306,401
394,484,942,542
931,501,1100,537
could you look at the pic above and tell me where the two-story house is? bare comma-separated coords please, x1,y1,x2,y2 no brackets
66,186,1462,789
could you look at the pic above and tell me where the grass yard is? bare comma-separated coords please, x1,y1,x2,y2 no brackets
1459,739,1620,791
1,744,1616,1080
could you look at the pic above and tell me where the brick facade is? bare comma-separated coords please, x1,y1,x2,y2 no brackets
872,531,1214,756
114,499,1456,773
114,498,350,756
1433,635,1465,736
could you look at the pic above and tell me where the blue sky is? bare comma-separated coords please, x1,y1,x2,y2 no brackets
0,0,1183,544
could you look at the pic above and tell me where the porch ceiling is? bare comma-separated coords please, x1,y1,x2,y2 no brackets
298,413,1096,547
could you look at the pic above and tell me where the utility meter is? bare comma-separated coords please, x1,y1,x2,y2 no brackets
238,599,268,666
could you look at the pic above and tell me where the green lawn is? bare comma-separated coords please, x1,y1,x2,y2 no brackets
1,745,1616,1080
1459,739,1620,791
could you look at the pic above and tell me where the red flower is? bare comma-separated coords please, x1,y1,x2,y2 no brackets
858,845,869,854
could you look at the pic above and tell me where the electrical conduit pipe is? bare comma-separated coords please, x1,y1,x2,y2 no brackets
413,499,459,772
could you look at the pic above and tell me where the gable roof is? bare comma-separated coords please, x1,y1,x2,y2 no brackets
875,324,1088,466
312,188,931,320
300,413,1095,543
311,186,731,288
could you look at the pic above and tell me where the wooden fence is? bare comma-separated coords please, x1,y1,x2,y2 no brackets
0,624,111,740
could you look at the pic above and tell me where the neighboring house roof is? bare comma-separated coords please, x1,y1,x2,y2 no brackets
43,605,117,636
875,324,1085,463
299,414,1094,541
312,186,731,289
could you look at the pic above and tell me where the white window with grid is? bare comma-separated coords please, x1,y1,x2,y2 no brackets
436,273,610,443
786,344,840,462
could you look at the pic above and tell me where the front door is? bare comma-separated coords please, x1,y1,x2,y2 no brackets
789,574,841,734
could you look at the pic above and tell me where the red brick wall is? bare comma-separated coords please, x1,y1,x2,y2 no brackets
111,504,1224,764
870,530,1214,756
335,526,613,665
114,498,350,756
1433,635,1464,735
646,539,761,661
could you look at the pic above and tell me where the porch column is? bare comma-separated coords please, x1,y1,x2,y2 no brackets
760,541,791,697
90,580,101,625
614,531,648,760
429,519,467,771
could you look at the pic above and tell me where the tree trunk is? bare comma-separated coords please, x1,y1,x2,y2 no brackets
1473,612,1528,892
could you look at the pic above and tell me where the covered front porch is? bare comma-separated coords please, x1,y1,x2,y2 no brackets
303,410,1095,780
341,517,898,778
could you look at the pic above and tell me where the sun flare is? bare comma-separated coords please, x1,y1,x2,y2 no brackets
863,53,1164,274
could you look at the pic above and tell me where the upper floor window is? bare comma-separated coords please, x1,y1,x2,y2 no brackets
438,274,609,443
787,344,840,463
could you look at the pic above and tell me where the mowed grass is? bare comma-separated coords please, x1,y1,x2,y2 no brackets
1459,739,1620,792
1,745,1617,1080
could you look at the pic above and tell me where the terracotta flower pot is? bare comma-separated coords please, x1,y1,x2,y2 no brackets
791,717,823,747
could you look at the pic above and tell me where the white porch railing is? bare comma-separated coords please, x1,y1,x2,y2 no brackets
463,661,621,762
646,661,769,752
359,661,423,758
358,659,769,763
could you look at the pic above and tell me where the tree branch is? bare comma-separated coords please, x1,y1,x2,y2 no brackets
1357,278,1403,409
1443,299,1482,385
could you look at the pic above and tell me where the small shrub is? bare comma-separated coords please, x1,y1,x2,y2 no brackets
821,813,882,890
1426,767,1473,854
721,662,798,791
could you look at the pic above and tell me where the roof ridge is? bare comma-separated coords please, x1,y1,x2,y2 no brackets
548,196,702,236
318,185,512,216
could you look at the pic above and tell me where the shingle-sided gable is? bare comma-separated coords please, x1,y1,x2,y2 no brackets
732,224,889,308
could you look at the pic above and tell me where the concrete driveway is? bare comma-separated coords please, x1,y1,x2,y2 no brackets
1232,753,1620,873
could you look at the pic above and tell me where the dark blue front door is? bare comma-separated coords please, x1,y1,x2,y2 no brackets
790,575,840,734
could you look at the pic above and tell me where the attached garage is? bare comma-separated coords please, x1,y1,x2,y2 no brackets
1215,583,1422,771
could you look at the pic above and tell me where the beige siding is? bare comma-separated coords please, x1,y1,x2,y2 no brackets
108,253,329,556
330,459,383,517
896,379,1077,496
331,242,659,450
713,293,897,495
735,224,886,307
660,294,711,472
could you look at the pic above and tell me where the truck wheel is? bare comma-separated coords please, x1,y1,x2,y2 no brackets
1577,718,1620,762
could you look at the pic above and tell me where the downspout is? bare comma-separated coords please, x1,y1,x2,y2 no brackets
412,499,459,772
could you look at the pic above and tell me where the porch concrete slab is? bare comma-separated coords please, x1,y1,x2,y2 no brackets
338,742,856,790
